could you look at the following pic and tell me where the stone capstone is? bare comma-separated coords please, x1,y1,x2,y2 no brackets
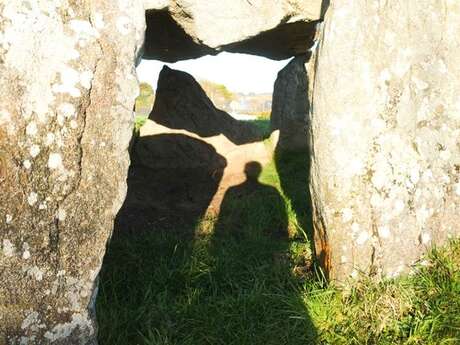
0,0,145,343
142,0,324,62
149,66,263,145
271,55,310,151
309,0,460,281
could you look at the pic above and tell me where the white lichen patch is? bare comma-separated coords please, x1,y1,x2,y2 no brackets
356,231,370,245
27,192,38,206
80,70,93,89
371,168,389,190
411,76,429,91
2,239,15,257
23,160,31,170
440,149,451,161
44,313,94,342
22,243,31,260
341,208,353,222
416,205,432,226
48,153,62,170
29,145,40,158
0,110,15,134
57,103,76,118
378,68,392,86
57,208,67,221
0,109,11,126
378,225,391,239
26,121,38,136
455,183,460,196
45,133,55,146
93,13,105,29
2,2,81,120
393,199,405,215
409,168,420,184
351,222,360,233
420,232,431,245
69,19,99,44
370,193,383,207
52,68,81,98
6,214,13,224
21,311,40,330
116,16,131,35
25,266,44,281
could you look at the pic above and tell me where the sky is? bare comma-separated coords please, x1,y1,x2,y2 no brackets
136,52,291,94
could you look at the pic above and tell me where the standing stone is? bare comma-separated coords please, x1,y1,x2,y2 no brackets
271,55,309,151
0,1,145,343
310,0,460,281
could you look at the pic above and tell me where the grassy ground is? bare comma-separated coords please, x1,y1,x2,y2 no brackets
97,150,460,345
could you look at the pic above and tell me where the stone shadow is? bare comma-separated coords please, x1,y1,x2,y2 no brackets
274,146,315,261
149,66,265,145
114,133,227,236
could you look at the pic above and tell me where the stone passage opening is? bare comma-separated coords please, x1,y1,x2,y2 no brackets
117,53,289,235
96,4,319,342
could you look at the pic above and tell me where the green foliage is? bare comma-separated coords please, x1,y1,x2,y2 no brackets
139,82,154,97
136,82,155,115
200,80,236,104
133,115,147,133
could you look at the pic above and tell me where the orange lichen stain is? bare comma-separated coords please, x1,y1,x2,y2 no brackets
0,151,7,182
313,220,331,280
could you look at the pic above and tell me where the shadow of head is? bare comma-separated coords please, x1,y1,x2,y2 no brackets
244,161,262,182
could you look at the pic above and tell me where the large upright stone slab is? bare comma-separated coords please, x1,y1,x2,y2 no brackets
0,1,144,343
271,55,309,151
310,0,460,281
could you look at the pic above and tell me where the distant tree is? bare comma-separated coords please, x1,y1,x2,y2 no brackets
139,82,154,97
199,80,236,110
135,82,155,115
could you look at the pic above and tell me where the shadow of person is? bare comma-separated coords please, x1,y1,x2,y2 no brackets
209,161,317,344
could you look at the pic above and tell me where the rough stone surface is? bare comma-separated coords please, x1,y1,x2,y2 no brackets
309,0,460,281
271,55,309,151
0,1,145,343
143,0,324,61
149,66,263,145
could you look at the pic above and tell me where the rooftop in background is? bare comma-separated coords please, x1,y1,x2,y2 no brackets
136,53,291,94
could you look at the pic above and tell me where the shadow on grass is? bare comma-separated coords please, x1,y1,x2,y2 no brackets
274,145,315,263
97,152,317,344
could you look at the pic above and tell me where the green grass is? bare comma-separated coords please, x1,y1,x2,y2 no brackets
97,151,460,345
310,241,460,344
